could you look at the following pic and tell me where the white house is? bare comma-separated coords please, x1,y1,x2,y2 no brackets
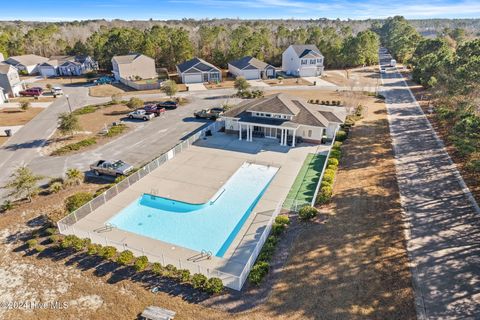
176,58,221,84
0,87,6,104
222,93,345,146
0,63,25,97
111,54,157,81
282,45,324,77
4,54,48,75
228,56,276,80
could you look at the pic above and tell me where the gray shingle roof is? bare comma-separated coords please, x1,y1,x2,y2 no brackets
0,62,14,74
112,54,144,64
228,56,273,70
177,57,220,73
6,54,48,66
290,45,323,58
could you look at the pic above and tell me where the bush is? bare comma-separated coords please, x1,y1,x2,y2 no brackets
151,262,163,275
72,105,98,115
87,243,102,255
327,158,339,167
35,245,46,252
330,149,341,160
274,215,290,225
257,236,278,262
192,273,208,289
1,200,14,212
324,168,336,178
99,246,117,259
336,130,348,142
178,269,191,282
72,237,90,251
105,124,127,137
126,97,144,109
60,235,78,249
271,222,286,236
65,192,93,213
133,256,149,271
248,261,269,285
320,180,333,189
117,250,134,265
49,181,63,194
298,205,317,220
26,239,37,248
327,164,338,171
51,138,97,156
321,185,333,198
45,228,56,236
49,234,60,244
322,173,334,184
205,277,223,294
332,141,343,150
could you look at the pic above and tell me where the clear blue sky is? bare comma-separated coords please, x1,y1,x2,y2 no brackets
1,0,479,21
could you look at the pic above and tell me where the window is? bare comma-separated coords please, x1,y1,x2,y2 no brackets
266,114,271,117
301,59,308,65
308,130,312,137
310,59,316,64
317,58,323,64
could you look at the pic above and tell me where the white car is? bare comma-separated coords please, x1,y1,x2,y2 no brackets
380,68,386,74
127,109,154,121
52,86,63,96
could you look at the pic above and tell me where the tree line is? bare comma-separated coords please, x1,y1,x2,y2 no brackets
379,16,480,173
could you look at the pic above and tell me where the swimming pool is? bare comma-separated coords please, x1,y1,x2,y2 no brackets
108,163,279,257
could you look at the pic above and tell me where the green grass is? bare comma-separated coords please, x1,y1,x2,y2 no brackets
105,124,127,137
51,138,97,156
72,105,100,115
283,153,327,210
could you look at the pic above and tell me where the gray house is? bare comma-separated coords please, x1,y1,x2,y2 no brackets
228,56,276,80
0,63,25,97
39,55,98,78
177,58,221,84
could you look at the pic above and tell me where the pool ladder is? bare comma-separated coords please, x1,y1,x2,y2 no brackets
187,249,213,262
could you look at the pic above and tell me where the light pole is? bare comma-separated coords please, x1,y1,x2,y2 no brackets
65,94,72,113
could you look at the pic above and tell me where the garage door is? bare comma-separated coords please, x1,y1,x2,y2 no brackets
183,74,203,84
40,67,57,78
299,68,316,77
241,69,260,80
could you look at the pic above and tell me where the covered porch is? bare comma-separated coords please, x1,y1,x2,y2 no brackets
238,121,300,147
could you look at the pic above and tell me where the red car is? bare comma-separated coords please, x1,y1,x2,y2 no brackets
144,104,166,117
19,88,43,97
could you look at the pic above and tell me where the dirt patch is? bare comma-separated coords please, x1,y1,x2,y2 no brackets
0,108,43,126
205,80,235,89
264,78,311,87
89,83,188,98
252,96,416,319
43,104,132,156
34,76,90,86
324,66,380,88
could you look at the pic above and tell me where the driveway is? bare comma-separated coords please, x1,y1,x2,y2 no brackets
247,80,270,87
302,77,338,88
380,49,480,319
186,83,207,91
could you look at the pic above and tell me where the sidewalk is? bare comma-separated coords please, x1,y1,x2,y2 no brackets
381,63,480,319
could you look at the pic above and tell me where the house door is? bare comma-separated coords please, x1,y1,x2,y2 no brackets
265,127,277,138
203,73,209,82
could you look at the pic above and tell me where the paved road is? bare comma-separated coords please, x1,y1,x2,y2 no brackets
380,50,480,319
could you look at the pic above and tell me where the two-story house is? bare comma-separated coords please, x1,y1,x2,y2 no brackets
111,54,157,81
282,45,324,77
222,93,345,146
0,63,25,97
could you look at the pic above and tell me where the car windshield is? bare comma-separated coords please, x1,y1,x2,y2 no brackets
112,161,125,169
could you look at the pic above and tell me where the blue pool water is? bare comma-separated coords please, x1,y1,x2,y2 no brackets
108,163,278,257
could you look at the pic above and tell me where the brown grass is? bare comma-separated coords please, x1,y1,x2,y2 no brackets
323,66,381,88
205,80,236,89
264,78,312,86
89,83,188,97
0,107,43,126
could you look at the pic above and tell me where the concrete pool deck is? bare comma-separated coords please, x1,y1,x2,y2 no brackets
66,131,329,287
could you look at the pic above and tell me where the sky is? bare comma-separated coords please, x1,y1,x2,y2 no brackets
0,0,479,21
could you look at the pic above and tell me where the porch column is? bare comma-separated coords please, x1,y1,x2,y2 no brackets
239,123,242,140
292,129,296,147
285,129,288,146
249,125,253,142
280,129,284,145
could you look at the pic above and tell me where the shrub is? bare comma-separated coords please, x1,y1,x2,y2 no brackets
45,228,56,236
60,235,78,249
327,164,338,171
324,168,336,178
192,273,208,289
178,269,191,282
65,192,93,213
322,173,334,184
49,234,60,244
72,105,98,115
336,130,348,142
327,158,339,167
133,256,149,271
51,138,97,156
275,215,290,225
205,277,223,294
105,124,127,137
321,185,333,198
87,243,102,255
99,246,117,259
126,97,144,109
321,100,325,105
320,180,332,189
151,262,163,275
333,141,343,150
248,261,269,285
164,264,177,277
26,239,37,248
20,99,31,111
49,181,63,194
117,250,134,265
1,200,14,212
114,175,126,183
257,236,278,262
330,149,341,160
72,238,90,251
298,206,317,220
271,222,286,236
35,245,46,252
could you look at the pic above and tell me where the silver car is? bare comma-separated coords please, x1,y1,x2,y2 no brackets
90,160,134,177
128,109,154,121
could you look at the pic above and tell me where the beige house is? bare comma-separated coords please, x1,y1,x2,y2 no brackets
222,93,345,146
0,63,25,97
4,54,48,75
111,54,157,81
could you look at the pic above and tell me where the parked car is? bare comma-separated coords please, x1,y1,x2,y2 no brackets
94,76,114,85
52,86,63,97
158,101,178,110
128,109,155,121
380,68,386,74
90,160,134,177
144,104,166,117
19,88,43,97
194,109,220,120
210,107,224,115
390,59,397,67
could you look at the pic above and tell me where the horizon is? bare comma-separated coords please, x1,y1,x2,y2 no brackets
1,0,480,21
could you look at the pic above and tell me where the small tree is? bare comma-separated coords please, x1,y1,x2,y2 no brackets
3,166,43,202
126,97,144,109
234,77,250,92
111,93,122,104
161,80,178,98
58,112,81,136
46,83,53,91
20,99,31,111
64,168,83,187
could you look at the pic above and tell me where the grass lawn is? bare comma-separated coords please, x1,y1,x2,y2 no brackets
283,153,326,210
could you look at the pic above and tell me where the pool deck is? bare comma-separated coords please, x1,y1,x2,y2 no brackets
67,132,329,286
